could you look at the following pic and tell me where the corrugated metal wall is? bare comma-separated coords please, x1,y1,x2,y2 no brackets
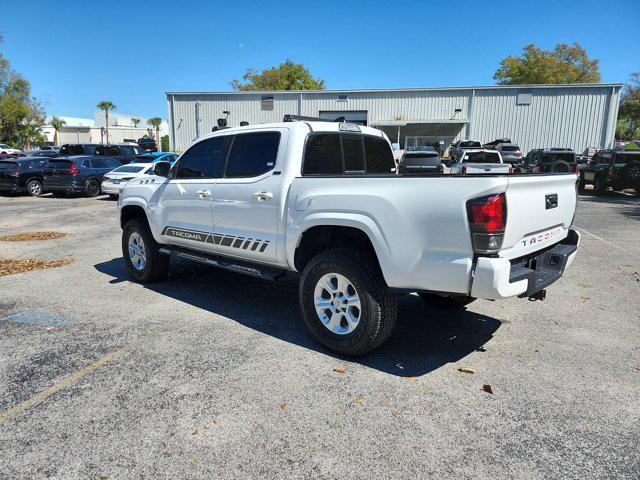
168,85,620,154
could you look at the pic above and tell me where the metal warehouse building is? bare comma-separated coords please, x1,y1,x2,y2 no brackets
166,84,621,154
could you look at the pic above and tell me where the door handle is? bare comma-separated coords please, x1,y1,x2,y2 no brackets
196,189,211,198
253,191,273,201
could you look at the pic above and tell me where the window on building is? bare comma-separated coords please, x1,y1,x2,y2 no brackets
225,132,280,178
337,94,348,102
174,136,228,179
261,95,274,111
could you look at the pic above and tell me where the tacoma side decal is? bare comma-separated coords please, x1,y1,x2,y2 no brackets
161,226,270,253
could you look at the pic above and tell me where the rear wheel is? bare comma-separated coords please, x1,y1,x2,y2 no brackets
26,179,43,196
108,194,119,200
418,292,476,308
299,248,397,356
594,176,607,195
122,218,169,283
578,174,586,192
549,161,571,173
85,179,100,197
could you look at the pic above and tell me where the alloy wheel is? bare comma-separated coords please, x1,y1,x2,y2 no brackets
313,273,361,335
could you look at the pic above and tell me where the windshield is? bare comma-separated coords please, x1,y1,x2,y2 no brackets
0,144,10,149
617,153,640,165
404,153,438,159
542,152,574,163
113,165,146,173
500,146,519,152
460,141,482,148
463,152,501,163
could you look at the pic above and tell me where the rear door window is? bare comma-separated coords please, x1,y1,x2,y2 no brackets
225,132,280,178
364,136,395,174
174,136,229,179
342,136,365,172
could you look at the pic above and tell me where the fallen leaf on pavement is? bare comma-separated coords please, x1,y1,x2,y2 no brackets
191,428,198,436
280,403,287,411
355,396,364,404
405,376,418,381
333,368,347,374
458,367,475,374
380,395,390,405
188,458,197,465
482,384,493,394
46,326,54,332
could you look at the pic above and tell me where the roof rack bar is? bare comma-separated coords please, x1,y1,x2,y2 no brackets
283,114,346,123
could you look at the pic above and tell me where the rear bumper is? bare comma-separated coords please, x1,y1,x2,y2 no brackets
43,179,84,192
101,182,124,194
0,178,21,192
470,229,580,300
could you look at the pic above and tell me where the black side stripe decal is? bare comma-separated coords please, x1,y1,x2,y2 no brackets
162,226,271,254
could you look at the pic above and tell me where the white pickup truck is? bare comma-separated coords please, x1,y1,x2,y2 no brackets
118,119,580,356
449,149,512,174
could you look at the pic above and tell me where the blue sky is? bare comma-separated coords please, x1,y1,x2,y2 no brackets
2,0,638,119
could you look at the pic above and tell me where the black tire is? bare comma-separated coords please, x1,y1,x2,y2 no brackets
578,174,586,192
85,179,100,197
594,176,607,195
122,218,169,283
299,248,397,356
51,191,67,198
418,292,476,308
108,194,119,200
549,160,571,173
26,179,43,197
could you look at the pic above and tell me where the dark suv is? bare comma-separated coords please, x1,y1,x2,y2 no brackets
43,156,122,197
0,157,50,196
398,150,443,174
95,144,145,165
521,148,577,173
579,149,640,195
59,144,100,156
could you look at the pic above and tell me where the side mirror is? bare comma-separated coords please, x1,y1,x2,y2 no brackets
153,161,171,177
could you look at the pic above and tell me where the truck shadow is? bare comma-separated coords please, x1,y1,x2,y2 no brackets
94,257,502,378
578,192,640,220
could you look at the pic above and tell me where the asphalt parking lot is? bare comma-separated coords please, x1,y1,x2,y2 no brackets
0,191,638,479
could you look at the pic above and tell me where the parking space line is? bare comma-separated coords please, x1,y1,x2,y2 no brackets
575,226,640,261
0,318,176,424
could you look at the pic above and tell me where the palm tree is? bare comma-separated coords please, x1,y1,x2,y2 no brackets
50,116,65,147
131,118,140,128
147,117,163,150
96,101,116,144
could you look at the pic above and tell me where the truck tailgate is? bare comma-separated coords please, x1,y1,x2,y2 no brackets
501,174,577,258
464,163,511,174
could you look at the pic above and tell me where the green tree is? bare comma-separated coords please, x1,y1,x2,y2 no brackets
616,72,640,141
494,43,601,85
0,35,46,148
97,101,116,144
161,134,169,152
51,116,66,146
147,117,162,148
131,117,140,128
231,59,325,91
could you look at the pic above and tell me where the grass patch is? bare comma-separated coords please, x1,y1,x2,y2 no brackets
0,258,74,276
0,231,68,242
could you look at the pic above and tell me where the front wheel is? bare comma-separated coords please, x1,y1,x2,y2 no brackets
594,176,607,195
418,292,476,308
299,248,397,356
578,175,586,192
122,218,169,283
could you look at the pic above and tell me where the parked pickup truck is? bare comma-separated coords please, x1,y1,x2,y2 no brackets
118,120,580,355
578,149,640,195
448,149,512,174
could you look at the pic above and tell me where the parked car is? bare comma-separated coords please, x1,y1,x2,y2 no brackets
448,140,483,161
521,148,577,173
0,143,21,155
449,149,512,174
0,156,50,196
18,149,60,158
59,144,100,156
95,144,146,165
398,150,443,174
137,136,157,152
495,143,523,165
135,152,179,164
578,149,640,195
118,118,579,356
101,163,155,199
43,156,122,197
483,138,512,150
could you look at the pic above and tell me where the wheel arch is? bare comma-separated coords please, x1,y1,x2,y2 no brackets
120,202,151,230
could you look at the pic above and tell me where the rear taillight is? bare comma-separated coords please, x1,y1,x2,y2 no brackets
8,171,20,177
508,166,513,173
608,166,613,176
461,165,467,174
70,162,79,175
516,151,522,157
466,193,507,253
533,165,541,173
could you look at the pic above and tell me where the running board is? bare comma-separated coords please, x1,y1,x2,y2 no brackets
159,246,286,281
